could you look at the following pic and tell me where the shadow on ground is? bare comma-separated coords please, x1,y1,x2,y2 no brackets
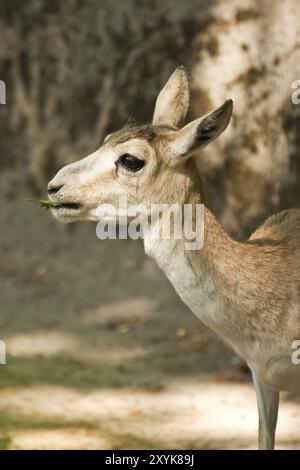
0,200,299,449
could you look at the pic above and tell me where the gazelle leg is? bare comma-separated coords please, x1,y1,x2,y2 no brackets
252,371,279,450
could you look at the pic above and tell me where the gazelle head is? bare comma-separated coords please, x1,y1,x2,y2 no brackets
48,67,232,223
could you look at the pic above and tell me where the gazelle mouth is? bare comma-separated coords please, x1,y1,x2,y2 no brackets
53,202,81,210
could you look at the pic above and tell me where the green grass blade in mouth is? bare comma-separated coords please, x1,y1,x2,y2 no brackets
24,199,58,210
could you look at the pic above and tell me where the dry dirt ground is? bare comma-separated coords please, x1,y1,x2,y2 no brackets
0,197,299,450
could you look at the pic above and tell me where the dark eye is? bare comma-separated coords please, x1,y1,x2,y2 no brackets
118,154,145,172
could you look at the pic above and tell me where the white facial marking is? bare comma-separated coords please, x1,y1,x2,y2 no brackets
77,148,116,185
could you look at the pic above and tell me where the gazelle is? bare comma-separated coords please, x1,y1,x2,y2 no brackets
48,67,300,450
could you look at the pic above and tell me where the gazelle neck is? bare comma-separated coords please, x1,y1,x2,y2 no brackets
143,158,236,277
142,160,242,335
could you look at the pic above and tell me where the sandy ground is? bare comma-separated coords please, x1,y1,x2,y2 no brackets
0,197,299,450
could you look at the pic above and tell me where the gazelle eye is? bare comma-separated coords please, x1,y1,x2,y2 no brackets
118,154,145,172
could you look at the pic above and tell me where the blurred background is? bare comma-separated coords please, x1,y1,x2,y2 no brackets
0,0,300,449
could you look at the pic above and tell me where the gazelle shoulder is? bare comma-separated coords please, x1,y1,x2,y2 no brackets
248,208,300,250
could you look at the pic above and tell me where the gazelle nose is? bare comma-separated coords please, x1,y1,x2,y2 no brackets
48,183,64,195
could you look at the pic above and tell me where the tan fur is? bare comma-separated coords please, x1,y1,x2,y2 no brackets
153,66,190,127
48,67,300,450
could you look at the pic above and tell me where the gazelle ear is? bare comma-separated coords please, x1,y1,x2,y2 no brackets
153,66,190,128
168,100,233,160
